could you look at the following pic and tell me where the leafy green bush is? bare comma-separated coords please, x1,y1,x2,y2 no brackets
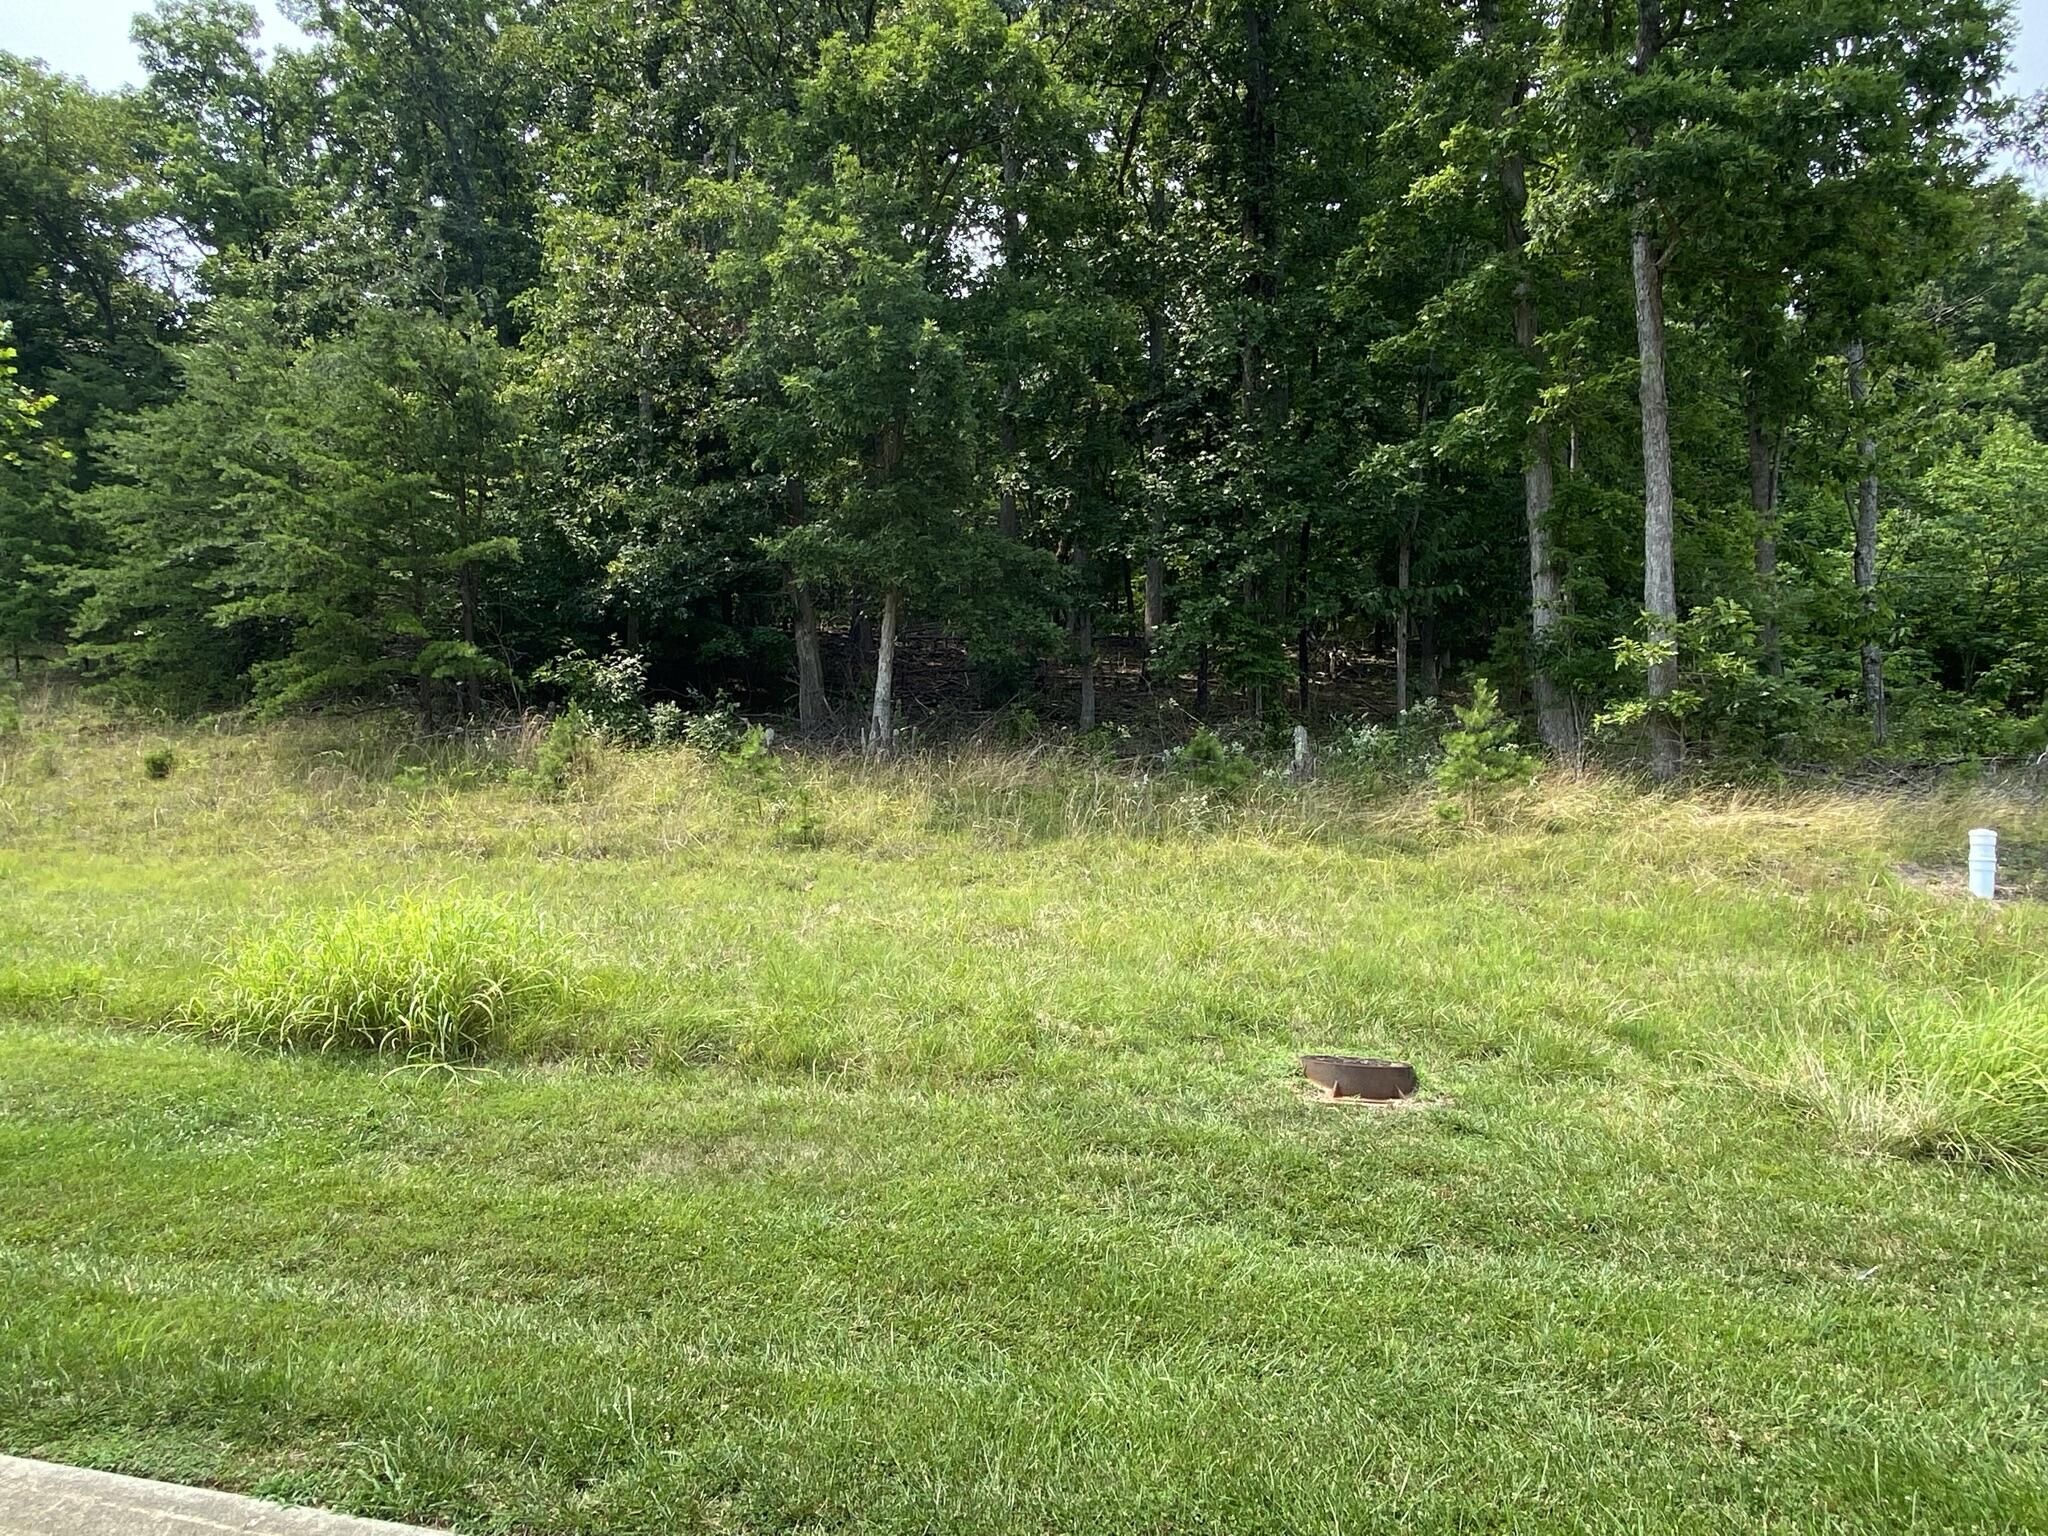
532,647,652,742
1599,599,1837,766
1323,699,1447,789
680,697,746,756
647,700,685,745
182,893,578,1062
722,725,820,843
1435,679,1534,809
1167,726,1255,793
142,746,177,780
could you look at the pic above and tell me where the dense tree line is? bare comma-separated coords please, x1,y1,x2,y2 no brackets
1,0,2044,772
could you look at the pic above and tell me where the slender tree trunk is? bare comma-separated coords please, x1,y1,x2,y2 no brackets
794,581,828,736
845,598,868,693
412,566,436,733
1632,227,1680,780
1195,643,1210,715
868,587,901,757
457,557,479,721
1485,0,1577,757
1077,615,1096,731
1069,546,1096,729
1512,273,1574,752
1144,310,1169,640
1845,339,1886,742
1395,519,1412,713
785,477,828,735
1746,389,1783,678
1631,0,1681,781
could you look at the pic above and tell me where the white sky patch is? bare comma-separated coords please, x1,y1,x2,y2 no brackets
0,0,310,88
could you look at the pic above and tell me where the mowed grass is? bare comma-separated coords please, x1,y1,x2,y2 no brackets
2,704,2046,1533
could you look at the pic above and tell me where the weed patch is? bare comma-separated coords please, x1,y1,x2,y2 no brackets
180,893,581,1062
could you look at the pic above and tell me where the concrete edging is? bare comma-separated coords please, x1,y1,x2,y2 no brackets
0,1455,454,1536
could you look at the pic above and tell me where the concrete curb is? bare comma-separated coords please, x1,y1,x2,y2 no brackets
0,1455,454,1535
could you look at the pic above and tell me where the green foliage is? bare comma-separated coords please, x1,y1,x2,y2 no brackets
5,0,2044,776
1599,602,1840,768
678,698,746,757
994,708,1040,749
531,648,652,742
180,892,578,1063
539,706,595,796
721,723,819,844
1167,726,1255,794
1324,699,1449,790
1434,679,1535,808
141,746,177,781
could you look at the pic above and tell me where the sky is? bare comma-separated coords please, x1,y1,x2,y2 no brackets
0,0,2044,130
0,0,308,85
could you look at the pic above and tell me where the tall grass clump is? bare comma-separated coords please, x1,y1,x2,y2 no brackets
182,893,579,1062
1907,980,2048,1170
1750,979,2048,1172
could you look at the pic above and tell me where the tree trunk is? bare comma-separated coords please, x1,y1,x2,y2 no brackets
1845,339,1885,742
457,556,480,721
997,445,1021,539
1632,226,1680,781
1069,546,1096,730
1143,308,1167,643
1632,0,1680,781
794,581,828,736
845,598,868,693
1508,240,1574,751
867,587,901,757
1746,389,1783,678
1485,0,1577,758
1395,519,1412,713
1077,616,1096,731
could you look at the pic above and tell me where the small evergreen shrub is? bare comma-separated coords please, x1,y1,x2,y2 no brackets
525,705,594,796
1073,722,1128,762
1434,679,1534,813
1168,727,1255,793
995,707,1041,749
182,893,577,1062
723,725,820,844
142,746,177,780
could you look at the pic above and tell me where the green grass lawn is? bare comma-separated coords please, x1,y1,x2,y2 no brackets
2,709,2046,1533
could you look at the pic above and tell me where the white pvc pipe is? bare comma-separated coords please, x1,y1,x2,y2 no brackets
1968,827,1998,901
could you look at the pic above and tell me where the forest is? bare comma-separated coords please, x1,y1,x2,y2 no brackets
3,0,2046,776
